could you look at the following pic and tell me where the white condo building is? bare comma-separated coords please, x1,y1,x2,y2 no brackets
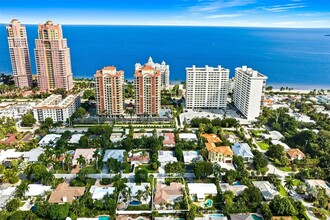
186,65,229,109
233,66,267,120
135,57,169,90
33,94,81,122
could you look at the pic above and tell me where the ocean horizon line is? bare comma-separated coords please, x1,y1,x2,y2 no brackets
1,23,330,29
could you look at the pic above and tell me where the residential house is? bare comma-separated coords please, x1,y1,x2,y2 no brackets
178,133,197,142
271,140,291,151
232,143,254,163
158,151,177,165
133,133,153,139
182,151,199,163
129,152,150,165
252,181,279,201
229,214,264,220
25,184,52,197
187,183,217,201
0,134,17,145
48,182,85,204
68,134,84,144
154,182,183,207
23,147,45,163
201,133,233,163
89,185,115,200
38,134,61,147
0,149,23,163
305,179,330,196
103,149,126,162
110,133,124,143
286,149,305,161
260,131,284,141
72,148,97,166
163,133,175,147
0,187,16,209
219,183,248,196
206,144,233,163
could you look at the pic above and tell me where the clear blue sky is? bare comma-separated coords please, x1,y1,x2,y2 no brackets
1,0,330,27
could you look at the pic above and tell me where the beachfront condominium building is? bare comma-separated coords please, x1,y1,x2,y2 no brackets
135,57,169,90
186,65,229,109
94,66,124,117
134,64,161,115
33,94,80,122
35,20,74,92
6,19,33,89
233,66,267,120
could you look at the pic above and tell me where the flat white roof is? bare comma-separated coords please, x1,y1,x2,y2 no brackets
178,133,197,140
89,186,115,200
188,183,217,195
39,134,61,146
0,149,24,162
271,140,291,150
68,134,84,144
23,147,45,162
182,151,198,163
103,149,125,162
125,182,149,197
25,184,52,197
158,151,177,163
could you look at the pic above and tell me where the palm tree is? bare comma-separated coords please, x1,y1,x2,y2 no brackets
127,186,132,202
41,172,55,187
285,176,294,190
64,153,72,171
144,185,150,201
16,180,30,198
76,155,86,168
93,149,100,171
136,189,144,201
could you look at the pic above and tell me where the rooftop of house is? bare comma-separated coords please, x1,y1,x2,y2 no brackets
68,134,84,144
103,149,126,162
25,184,52,197
286,148,305,159
163,133,175,145
0,134,17,145
187,183,217,196
305,179,330,195
182,151,199,163
232,143,253,158
125,182,150,198
252,181,279,201
39,134,61,146
219,183,248,196
200,133,222,144
154,182,183,205
206,143,233,156
158,151,178,163
23,147,45,162
73,148,97,162
48,182,85,204
89,185,115,200
178,133,197,140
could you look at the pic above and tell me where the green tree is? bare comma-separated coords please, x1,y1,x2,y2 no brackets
44,117,54,129
135,169,148,183
48,204,70,220
16,180,29,198
21,113,36,127
6,198,20,212
269,195,298,216
193,161,213,179
284,176,294,190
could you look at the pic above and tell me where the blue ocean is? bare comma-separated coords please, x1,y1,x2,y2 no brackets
0,25,330,89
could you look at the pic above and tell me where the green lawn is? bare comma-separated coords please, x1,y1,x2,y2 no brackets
277,166,292,172
257,142,270,150
79,166,99,174
279,184,287,196
135,164,157,173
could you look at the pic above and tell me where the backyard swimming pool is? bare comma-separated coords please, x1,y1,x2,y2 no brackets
201,199,213,208
66,150,74,155
98,216,110,220
129,200,142,206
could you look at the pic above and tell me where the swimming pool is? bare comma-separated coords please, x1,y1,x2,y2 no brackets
99,216,110,220
208,214,225,219
66,150,74,155
129,200,142,206
201,199,213,208
233,181,241,185
252,214,263,220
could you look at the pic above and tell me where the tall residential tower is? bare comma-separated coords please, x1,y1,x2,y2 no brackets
134,64,161,115
6,19,33,88
233,66,267,120
135,57,169,90
35,21,73,92
186,65,229,109
94,66,124,117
